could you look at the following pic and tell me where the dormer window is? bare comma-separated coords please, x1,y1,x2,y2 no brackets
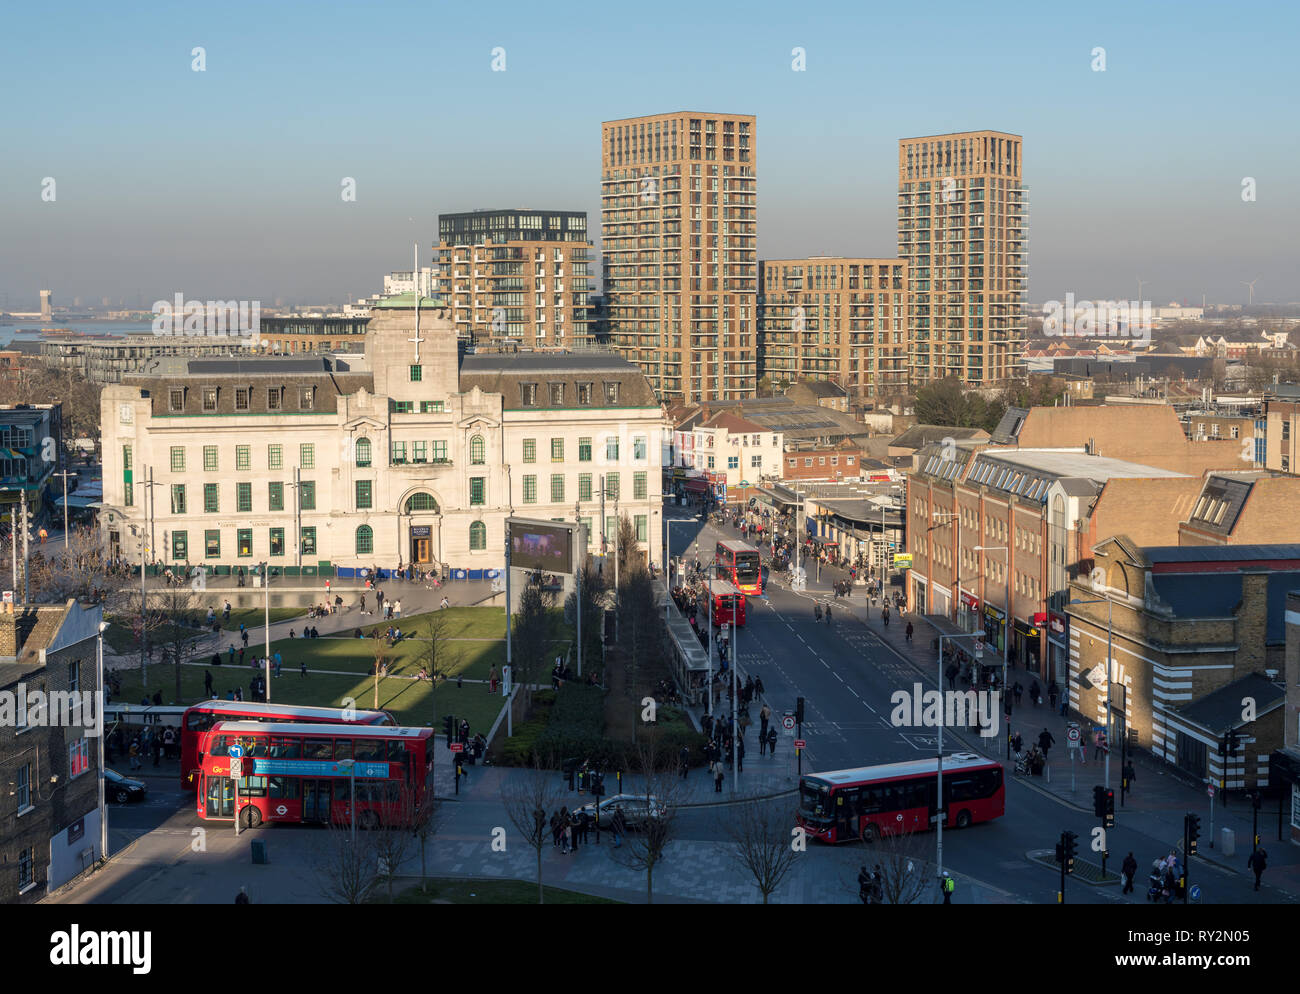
603,381,620,404
577,382,593,405
267,387,281,410
202,387,218,412
300,386,314,410
169,388,185,412
520,383,538,406
549,383,565,406
235,388,250,411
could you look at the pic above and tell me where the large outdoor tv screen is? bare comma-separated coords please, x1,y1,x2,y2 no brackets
510,521,573,574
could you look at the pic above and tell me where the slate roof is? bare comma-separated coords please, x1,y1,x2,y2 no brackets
1176,673,1285,735
1147,570,1300,643
989,407,1031,444
890,424,988,450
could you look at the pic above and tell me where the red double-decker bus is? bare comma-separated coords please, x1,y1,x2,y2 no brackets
195,720,434,829
716,539,762,596
701,579,746,628
180,701,396,791
796,753,1004,843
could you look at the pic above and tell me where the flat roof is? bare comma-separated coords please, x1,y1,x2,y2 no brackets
460,352,639,374
211,720,429,737
805,753,996,785
193,700,390,720
981,448,1187,480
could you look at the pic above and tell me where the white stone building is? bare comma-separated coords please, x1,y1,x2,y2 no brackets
98,295,665,576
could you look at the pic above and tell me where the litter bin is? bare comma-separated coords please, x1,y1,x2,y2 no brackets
251,839,269,864
1220,827,1235,857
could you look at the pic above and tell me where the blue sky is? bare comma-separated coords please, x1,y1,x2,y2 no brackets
1,0,1297,308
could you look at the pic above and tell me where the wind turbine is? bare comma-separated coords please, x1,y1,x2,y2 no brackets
1241,278,1259,308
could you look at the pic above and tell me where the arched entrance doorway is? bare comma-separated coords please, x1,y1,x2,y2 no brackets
404,491,440,565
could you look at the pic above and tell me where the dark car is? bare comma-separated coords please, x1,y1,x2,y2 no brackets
572,794,666,830
104,768,148,803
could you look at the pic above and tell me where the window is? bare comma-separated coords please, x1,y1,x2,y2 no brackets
579,436,592,462
523,438,536,463
237,529,252,557
469,521,487,550
577,382,593,405
606,436,620,461
300,527,316,555
267,388,281,410
409,364,422,382
300,443,315,469
634,471,648,499
270,527,284,556
123,445,134,507
18,848,32,892
604,381,620,404
355,438,371,466
634,435,647,460
300,387,314,410
68,659,80,694
606,473,620,500
390,441,407,464
268,444,282,470
299,481,315,510
551,474,565,502
268,482,284,511
205,530,220,558
169,388,185,412
69,737,90,779
172,530,187,560
356,480,373,509
235,389,250,411
234,445,250,471
406,492,437,512
470,435,485,464
203,446,218,471
413,441,427,463
391,400,414,414
356,524,373,555
549,383,565,405
202,387,218,411
203,483,219,513
420,400,444,413
237,483,252,513
728,456,739,469
636,514,648,542
522,475,537,503
551,438,564,462
15,761,31,809
579,473,592,501
170,484,187,514
520,383,538,406
470,478,486,505
804,458,812,467
708,456,715,468
751,455,762,468
170,446,185,472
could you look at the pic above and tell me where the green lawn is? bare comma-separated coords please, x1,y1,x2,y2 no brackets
215,607,305,632
103,607,303,654
391,878,622,905
110,664,507,733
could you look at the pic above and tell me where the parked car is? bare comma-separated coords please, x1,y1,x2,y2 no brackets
104,768,148,803
572,793,666,830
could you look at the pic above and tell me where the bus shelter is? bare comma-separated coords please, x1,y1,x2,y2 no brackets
663,595,712,706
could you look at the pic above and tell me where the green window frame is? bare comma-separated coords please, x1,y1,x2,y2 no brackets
172,530,188,561
551,438,564,462
123,444,134,507
634,471,648,500
170,446,185,472
636,515,648,543
356,480,373,510
606,473,620,501
391,400,414,414
419,400,444,413
469,478,485,506
578,473,592,501
469,521,486,550
300,443,315,469
634,435,647,460
236,445,250,471
299,481,315,510
237,529,253,557
268,444,282,470
550,474,565,503
432,441,448,462
390,441,406,464
205,530,220,558
268,482,284,511
413,441,427,463
300,526,316,556
355,525,373,555
269,527,285,557
522,475,537,504
170,484,187,514
578,436,592,462
203,483,219,513
522,438,536,463
237,483,252,513
203,445,218,471
470,435,485,464
356,438,372,467
409,364,423,382
606,437,620,461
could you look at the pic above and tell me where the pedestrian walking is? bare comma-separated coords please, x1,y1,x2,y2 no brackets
1048,680,1059,711
273,651,282,677
905,621,914,643
767,727,778,757
679,745,690,779
1248,847,1268,890
1122,760,1136,796
940,872,955,904
223,600,231,622
1037,727,1055,758
205,670,214,697
826,604,833,625
300,659,307,678
359,594,367,614
128,738,141,770
1121,852,1138,894
1013,681,1024,707
882,606,890,627
241,628,249,649
611,809,627,848
1029,680,1040,707
714,765,724,793
1094,728,1108,760
737,736,745,772
394,598,402,619
488,666,499,694
759,703,771,742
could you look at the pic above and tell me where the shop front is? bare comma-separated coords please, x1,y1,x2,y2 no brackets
910,573,927,614
982,604,1006,658
958,590,980,633
1014,618,1042,676
1046,611,1069,685
930,582,952,620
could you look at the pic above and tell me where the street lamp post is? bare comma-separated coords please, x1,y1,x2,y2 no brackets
935,628,987,881
974,545,1010,721
261,562,272,703
1071,596,1115,792
97,619,109,863
337,758,357,844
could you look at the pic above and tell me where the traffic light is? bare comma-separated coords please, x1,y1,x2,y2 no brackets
1187,813,1201,855
443,715,455,746
796,697,805,724
1092,786,1106,818
1054,841,1065,865
1062,831,1078,874
1103,789,1115,828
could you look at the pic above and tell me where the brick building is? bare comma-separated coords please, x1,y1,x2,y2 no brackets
1177,472,1300,545
0,600,103,904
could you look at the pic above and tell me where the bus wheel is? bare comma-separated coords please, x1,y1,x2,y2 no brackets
240,806,262,829
955,810,971,829
360,810,381,830
861,823,878,843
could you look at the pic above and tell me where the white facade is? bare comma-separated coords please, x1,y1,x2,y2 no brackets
680,424,783,489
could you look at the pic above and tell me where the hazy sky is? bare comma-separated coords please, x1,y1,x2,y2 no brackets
2,0,1297,309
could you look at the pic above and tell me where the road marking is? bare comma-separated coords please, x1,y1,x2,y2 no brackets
848,687,859,697
833,672,844,682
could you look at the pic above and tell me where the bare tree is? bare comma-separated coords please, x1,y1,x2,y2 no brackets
410,781,445,890
313,821,378,905
857,822,938,905
722,799,801,904
149,584,205,705
609,732,684,904
512,582,552,712
371,808,416,904
499,751,568,904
